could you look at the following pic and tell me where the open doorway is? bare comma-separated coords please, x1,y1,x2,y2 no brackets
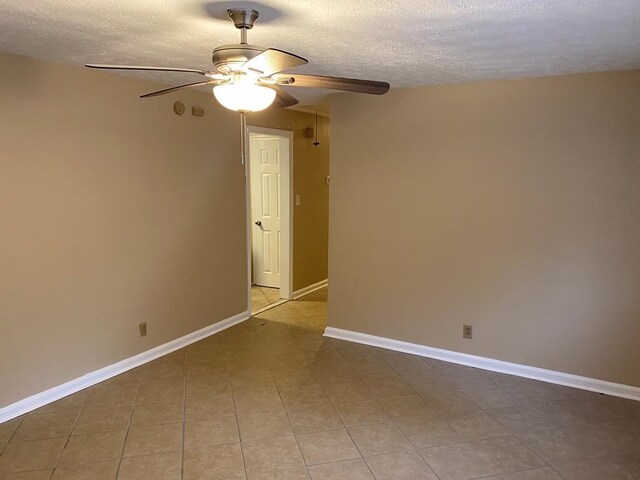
246,126,293,314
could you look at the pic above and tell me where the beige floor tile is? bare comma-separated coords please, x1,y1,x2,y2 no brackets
118,451,182,480
334,400,391,427
248,466,310,479
416,384,480,415
33,391,90,416
185,394,235,420
461,385,523,410
233,387,283,414
486,405,562,434
3,470,54,480
438,366,497,390
553,454,640,479
86,382,139,408
443,410,509,439
140,364,185,385
399,419,464,449
183,443,245,479
58,430,127,469
261,287,281,303
123,423,182,457
347,422,413,457
11,411,78,442
312,366,359,385
0,437,67,473
296,428,361,466
136,380,185,405
279,385,330,410
131,402,184,427
237,409,293,442
420,436,546,480
0,418,22,445
286,404,343,435
307,458,374,480
487,467,563,479
321,381,372,404
379,394,440,426
365,450,439,480
360,374,415,399
569,395,640,423
73,405,132,435
185,416,239,448
272,370,319,389
241,435,305,475
519,422,639,465
51,462,119,480
499,380,571,405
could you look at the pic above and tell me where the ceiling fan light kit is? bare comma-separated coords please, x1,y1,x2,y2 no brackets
213,72,276,113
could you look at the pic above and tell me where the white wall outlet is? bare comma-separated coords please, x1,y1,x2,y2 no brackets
295,194,301,206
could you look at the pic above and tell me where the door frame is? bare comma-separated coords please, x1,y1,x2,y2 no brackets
245,125,294,309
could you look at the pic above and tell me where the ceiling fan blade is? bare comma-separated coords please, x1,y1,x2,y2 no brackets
140,81,216,98
268,85,299,108
243,49,308,76
86,64,207,75
278,74,390,95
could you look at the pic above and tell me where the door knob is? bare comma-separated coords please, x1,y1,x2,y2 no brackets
255,221,262,226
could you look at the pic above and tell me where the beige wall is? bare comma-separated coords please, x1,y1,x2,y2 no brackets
0,52,328,409
249,109,330,291
329,70,640,387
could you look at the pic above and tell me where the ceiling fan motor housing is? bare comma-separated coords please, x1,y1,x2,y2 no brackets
211,44,266,74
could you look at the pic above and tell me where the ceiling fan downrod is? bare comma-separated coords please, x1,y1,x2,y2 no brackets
227,8,259,45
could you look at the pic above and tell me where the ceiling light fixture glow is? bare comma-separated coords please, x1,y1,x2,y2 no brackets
213,73,276,112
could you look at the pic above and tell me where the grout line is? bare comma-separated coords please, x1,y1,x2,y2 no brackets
327,347,379,479
47,386,92,479
253,305,311,477
230,324,258,480
114,372,142,478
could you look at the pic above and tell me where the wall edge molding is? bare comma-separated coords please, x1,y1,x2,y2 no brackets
293,279,328,299
323,326,640,402
0,310,251,423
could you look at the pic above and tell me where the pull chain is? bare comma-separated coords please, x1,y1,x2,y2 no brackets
240,111,247,165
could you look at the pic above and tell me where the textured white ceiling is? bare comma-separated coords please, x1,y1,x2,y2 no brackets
1,0,639,106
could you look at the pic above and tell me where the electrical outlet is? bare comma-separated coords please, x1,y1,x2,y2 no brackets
463,324,473,339
139,322,147,337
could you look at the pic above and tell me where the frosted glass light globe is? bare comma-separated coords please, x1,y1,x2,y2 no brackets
213,74,276,112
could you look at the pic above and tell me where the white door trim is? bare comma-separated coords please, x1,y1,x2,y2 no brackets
246,126,294,306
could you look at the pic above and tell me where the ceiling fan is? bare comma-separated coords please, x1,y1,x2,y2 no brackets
85,8,390,113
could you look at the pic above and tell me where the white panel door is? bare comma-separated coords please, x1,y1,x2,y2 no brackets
250,135,283,288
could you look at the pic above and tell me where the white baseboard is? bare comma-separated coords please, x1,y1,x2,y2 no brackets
293,279,328,299
323,327,640,402
0,310,250,423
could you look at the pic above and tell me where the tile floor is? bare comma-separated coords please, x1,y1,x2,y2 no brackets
1,287,640,479
251,286,281,313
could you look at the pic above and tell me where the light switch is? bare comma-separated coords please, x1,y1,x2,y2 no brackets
295,194,301,206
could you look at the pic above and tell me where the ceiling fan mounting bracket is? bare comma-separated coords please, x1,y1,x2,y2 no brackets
227,9,259,30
